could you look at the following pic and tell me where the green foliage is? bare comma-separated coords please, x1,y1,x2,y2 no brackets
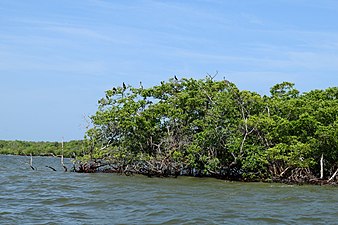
0,140,84,157
82,77,338,180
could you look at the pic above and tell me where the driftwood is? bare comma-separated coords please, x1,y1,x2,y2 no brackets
45,165,57,171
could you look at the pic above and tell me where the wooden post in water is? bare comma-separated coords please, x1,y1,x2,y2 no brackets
30,153,35,170
61,137,67,172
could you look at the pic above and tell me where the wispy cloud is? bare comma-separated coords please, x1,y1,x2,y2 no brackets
164,41,338,79
44,25,124,43
240,13,264,25
0,60,107,75
7,18,133,44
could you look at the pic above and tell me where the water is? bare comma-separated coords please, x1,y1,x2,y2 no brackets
0,155,337,224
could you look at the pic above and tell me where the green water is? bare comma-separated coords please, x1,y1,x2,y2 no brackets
0,155,337,224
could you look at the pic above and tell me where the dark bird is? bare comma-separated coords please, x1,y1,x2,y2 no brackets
139,81,143,89
161,81,164,85
174,75,178,81
123,82,126,90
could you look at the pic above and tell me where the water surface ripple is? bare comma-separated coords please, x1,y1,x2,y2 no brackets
0,155,337,224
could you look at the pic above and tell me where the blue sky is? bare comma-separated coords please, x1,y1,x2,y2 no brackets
1,0,338,141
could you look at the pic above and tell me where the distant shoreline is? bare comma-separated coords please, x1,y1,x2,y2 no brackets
0,140,84,158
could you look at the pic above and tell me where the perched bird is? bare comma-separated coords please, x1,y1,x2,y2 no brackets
123,82,126,90
139,81,143,89
174,75,178,81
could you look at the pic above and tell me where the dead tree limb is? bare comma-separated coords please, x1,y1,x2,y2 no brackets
328,168,338,182
320,153,324,179
61,154,67,172
30,154,35,170
45,166,57,171
61,138,68,172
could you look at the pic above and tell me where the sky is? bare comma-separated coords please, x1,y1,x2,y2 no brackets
1,0,338,141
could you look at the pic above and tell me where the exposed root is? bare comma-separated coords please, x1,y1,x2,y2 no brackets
73,159,338,185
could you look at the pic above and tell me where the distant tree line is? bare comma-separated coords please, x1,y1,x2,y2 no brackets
0,140,84,158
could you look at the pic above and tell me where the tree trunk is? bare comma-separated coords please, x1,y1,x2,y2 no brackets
320,153,324,179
